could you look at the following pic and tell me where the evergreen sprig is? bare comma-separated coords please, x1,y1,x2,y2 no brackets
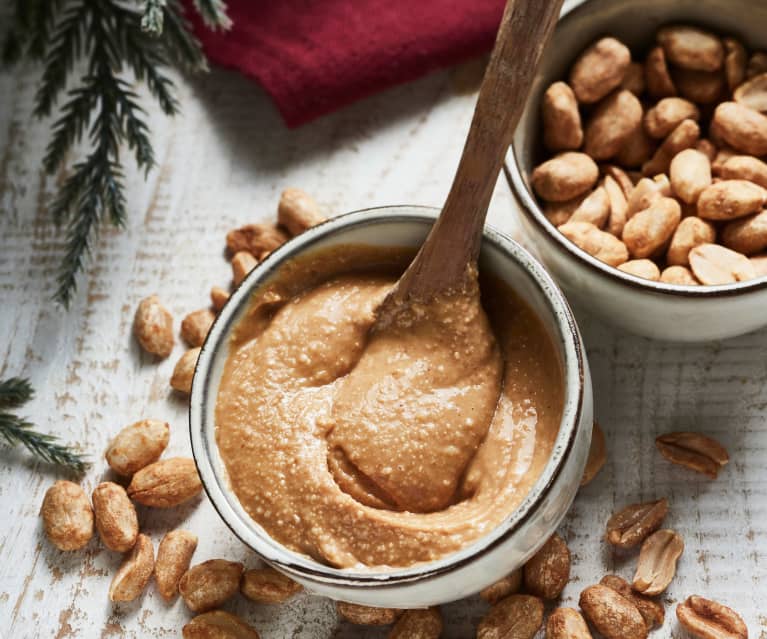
3,0,230,306
0,378,88,473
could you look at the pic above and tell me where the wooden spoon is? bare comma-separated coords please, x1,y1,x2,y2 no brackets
384,0,565,306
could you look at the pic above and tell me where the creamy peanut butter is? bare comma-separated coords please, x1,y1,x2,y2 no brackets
216,246,563,569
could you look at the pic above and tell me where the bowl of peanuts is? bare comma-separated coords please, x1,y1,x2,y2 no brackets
505,0,767,341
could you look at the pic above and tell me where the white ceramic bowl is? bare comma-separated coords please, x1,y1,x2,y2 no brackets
505,0,767,342
190,206,593,607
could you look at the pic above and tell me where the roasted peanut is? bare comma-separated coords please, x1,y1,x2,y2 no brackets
542,82,583,151
689,243,757,284
584,90,643,160
642,119,700,176
748,51,767,78
645,46,677,98
109,534,154,602
673,68,726,104
546,608,592,639
278,188,325,236
623,197,681,259
633,529,684,596
479,569,523,604
179,559,244,613
133,295,174,358
604,175,629,236
231,251,257,287
127,457,202,507
603,165,634,197
697,180,767,220
695,139,718,163
226,223,288,257
105,418,169,476
336,602,401,625
658,26,724,72
621,62,646,95
558,221,629,266
569,37,631,104
388,608,442,639
41,480,94,551
477,594,544,639
724,38,748,92
170,347,200,394
570,186,610,227
182,610,260,639
531,153,599,202
667,217,716,266
92,482,138,553
670,149,712,204
241,566,303,604
676,596,748,639
720,155,767,189
656,431,729,478
752,252,767,276
155,529,198,600
661,265,700,284
712,148,738,176
627,176,672,218
600,575,664,630
616,126,657,169
579,585,648,639
181,309,215,348
734,72,767,113
210,286,230,312
606,498,669,549
544,198,582,227
581,421,606,486
645,98,699,139
722,210,767,254
523,533,570,600
712,102,767,156
617,259,661,280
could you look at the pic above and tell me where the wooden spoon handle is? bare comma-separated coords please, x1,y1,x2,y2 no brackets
397,0,564,299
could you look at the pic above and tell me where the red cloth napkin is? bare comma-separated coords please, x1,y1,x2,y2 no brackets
191,0,505,127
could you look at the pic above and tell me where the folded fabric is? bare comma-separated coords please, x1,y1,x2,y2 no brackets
190,0,505,127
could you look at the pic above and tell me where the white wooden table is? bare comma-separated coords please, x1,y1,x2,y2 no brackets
1,50,765,639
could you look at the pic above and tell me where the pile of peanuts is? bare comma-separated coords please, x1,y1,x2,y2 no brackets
531,25,767,285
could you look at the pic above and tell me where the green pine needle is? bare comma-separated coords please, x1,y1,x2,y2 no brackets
0,378,88,474
4,0,228,306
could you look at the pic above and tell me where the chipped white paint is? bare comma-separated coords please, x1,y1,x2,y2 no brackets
1,49,765,639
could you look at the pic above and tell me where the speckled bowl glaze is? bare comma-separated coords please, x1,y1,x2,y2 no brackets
505,0,767,342
190,206,593,607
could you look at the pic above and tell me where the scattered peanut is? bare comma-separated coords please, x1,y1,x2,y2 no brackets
277,188,325,236
127,457,202,507
676,596,748,639
523,533,570,600
179,559,244,613
579,584,648,639
210,286,230,312
600,575,664,630
479,569,523,604
476,594,544,639
633,529,684,596
109,534,154,602
133,295,174,358
170,347,200,394
181,309,215,348
580,421,606,486
241,567,303,604
92,482,138,553
226,223,288,257
182,610,261,639
388,608,443,639
545,607,592,639
336,602,401,625
41,480,94,551
105,418,169,476
155,529,198,600
655,431,729,478
232,251,258,287
606,498,669,549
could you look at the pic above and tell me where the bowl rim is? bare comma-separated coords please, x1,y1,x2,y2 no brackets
503,0,767,299
189,204,587,588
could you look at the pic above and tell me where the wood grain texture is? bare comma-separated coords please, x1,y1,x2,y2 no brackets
1,48,765,639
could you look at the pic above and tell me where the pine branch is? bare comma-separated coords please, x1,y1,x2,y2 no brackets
0,377,34,410
192,0,231,31
141,0,165,35
161,1,208,73
0,377,88,473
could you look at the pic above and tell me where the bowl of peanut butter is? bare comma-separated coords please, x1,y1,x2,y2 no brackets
189,205,593,607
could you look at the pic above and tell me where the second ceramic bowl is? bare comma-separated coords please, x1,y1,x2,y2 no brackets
190,205,593,607
505,0,767,342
